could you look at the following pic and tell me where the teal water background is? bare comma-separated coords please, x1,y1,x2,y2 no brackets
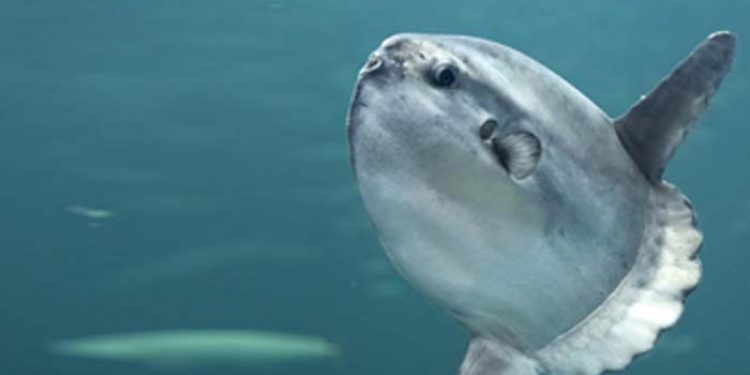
0,1,748,374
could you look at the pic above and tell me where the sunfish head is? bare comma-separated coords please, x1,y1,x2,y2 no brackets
347,34,647,348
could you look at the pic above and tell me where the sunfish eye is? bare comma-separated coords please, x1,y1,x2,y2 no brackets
431,63,457,87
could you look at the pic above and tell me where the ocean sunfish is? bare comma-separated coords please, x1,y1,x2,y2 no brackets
346,31,735,375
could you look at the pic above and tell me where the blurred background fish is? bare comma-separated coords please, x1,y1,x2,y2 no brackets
50,330,340,369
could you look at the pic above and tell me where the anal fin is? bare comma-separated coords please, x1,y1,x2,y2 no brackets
459,338,540,375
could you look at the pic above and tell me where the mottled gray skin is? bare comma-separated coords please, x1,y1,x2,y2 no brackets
348,34,648,349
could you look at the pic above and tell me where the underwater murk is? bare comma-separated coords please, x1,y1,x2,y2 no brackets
0,1,747,375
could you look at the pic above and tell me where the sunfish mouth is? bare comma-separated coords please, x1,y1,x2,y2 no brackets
362,52,384,75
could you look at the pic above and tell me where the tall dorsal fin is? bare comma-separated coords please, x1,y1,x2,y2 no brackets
615,31,736,183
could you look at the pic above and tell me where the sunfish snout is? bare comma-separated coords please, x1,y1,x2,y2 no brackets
357,36,416,79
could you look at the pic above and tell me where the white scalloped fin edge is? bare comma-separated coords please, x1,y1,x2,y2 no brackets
534,182,702,375
460,337,540,375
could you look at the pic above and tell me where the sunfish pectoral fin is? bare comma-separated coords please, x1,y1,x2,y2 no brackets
614,30,736,183
459,338,540,375
491,131,541,180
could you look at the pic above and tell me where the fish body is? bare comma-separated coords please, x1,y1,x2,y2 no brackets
347,32,735,375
